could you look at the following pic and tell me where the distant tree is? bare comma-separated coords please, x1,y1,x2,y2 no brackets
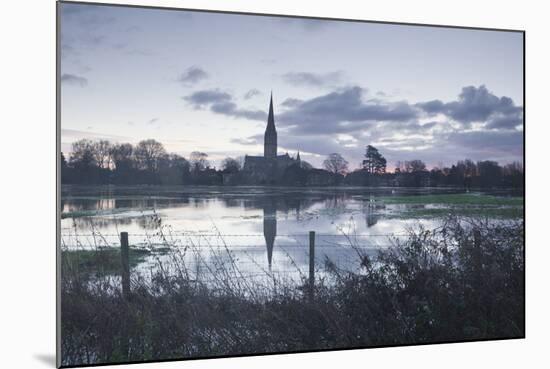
69,139,97,169
60,152,68,170
110,143,134,171
221,157,242,173
362,145,386,174
477,160,502,187
282,163,308,186
502,161,523,189
60,152,70,183
168,154,190,172
450,159,476,188
503,161,523,176
405,160,427,173
434,161,445,171
429,167,445,186
394,161,405,174
134,139,166,172
323,153,349,175
189,151,210,172
158,153,190,185
93,140,113,169
462,159,478,178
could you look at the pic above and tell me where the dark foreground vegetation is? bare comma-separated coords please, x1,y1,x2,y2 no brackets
61,216,524,366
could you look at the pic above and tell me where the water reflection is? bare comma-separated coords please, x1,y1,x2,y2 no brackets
263,198,277,269
61,185,504,272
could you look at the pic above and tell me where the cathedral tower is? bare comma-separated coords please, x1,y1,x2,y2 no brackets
264,93,277,159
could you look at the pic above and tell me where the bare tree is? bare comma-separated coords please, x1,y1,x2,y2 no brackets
70,139,97,168
405,160,427,173
134,139,167,172
93,140,113,169
323,153,349,175
503,161,523,176
189,151,210,172
394,161,406,173
110,143,133,171
221,157,241,173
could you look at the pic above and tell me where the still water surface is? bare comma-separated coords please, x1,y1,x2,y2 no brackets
61,185,521,282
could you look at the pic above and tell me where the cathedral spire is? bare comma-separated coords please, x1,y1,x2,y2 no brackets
266,91,275,133
264,91,277,159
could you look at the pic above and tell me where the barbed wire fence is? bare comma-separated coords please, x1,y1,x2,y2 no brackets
60,229,413,299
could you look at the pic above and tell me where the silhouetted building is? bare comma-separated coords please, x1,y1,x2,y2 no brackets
243,93,300,183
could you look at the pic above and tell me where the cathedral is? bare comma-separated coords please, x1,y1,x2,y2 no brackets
243,93,301,183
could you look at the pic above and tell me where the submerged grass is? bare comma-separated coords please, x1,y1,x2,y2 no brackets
60,216,524,366
379,193,524,206
62,248,151,276
392,206,524,219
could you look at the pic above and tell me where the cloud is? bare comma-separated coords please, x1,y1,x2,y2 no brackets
486,113,523,130
147,118,159,124
184,89,267,121
228,85,523,168
61,3,116,28
417,85,523,129
446,130,523,155
417,99,445,114
188,86,417,129
243,89,262,100
61,129,130,143
211,102,267,121
231,136,262,146
281,98,303,108
281,71,343,87
184,89,231,107
277,86,418,134
60,43,78,59
61,73,88,87
178,66,209,86
60,3,119,63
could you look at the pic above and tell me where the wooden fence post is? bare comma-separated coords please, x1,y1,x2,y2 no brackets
120,231,130,299
473,228,482,273
309,231,315,301
472,228,483,311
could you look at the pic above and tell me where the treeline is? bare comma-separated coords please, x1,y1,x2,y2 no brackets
61,139,230,185
61,139,523,189
341,145,523,189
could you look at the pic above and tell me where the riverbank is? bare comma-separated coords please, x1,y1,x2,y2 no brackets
60,216,524,366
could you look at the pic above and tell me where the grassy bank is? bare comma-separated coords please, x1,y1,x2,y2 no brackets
378,193,523,219
379,193,523,206
389,205,523,219
60,216,524,366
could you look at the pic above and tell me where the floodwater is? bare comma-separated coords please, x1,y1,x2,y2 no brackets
60,185,522,283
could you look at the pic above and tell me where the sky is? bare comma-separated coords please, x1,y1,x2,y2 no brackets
59,2,524,170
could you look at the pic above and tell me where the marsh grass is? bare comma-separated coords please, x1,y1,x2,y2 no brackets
62,248,151,276
379,193,524,206
60,215,524,366
390,206,523,219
